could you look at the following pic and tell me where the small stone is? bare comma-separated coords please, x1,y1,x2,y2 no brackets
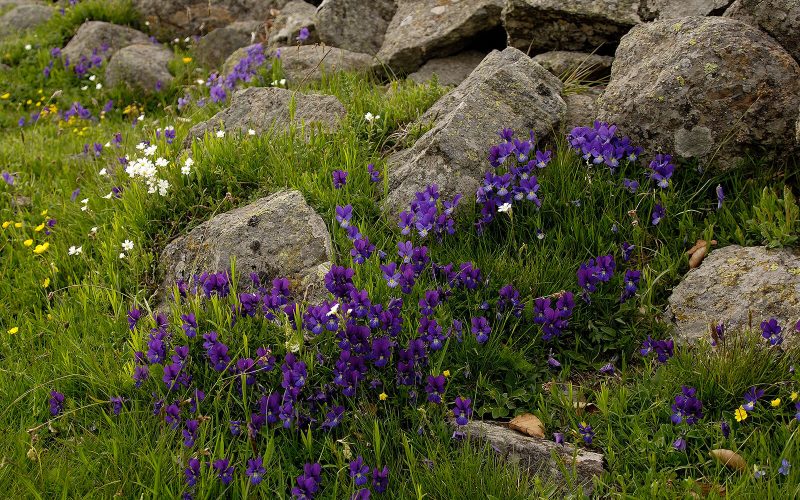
408,50,486,87
195,21,263,69
668,245,800,346
275,44,375,84
532,51,614,81
105,43,174,93
159,190,333,303
316,0,396,54
562,88,602,130
185,86,347,144
503,0,641,55
377,0,505,74
62,21,150,62
0,4,52,36
267,0,318,47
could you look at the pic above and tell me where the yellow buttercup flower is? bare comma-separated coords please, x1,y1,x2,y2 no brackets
0,93,10,100
379,392,388,401
735,406,748,422
2,221,11,228
34,222,45,232
14,222,22,228
771,398,781,407
792,392,798,402
182,57,192,63
33,242,49,254
23,239,33,247
443,370,450,377
42,277,50,288
7,327,18,334
40,210,47,216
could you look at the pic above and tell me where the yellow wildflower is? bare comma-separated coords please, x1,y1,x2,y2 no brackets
23,239,33,247
0,92,9,100
14,222,22,228
34,222,45,232
26,99,32,105
771,398,781,407
735,406,748,422
182,57,192,63
792,392,798,402
7,327,18,334
2,220,11,228
33,242,49,254
40,210,47,216
379,392,388,401
42,277,50,288
443,370,450,377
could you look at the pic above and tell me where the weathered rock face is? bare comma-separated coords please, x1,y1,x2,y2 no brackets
160,190,333,301
639,0,732,20
132,0,284,38
563,88,602,130
531,51,613,81
316,0,396,55
668,245,800,345
376,0,504,74
62,21,150,61
276,44,375,83
408,50,486,87
503,0,640,55
385,47,565,212
105,44,174,92
596,16,800,169
461,420,604,496
268,0,318,47
185,86,346,143
725,0,800,64
0,4,52,35
196,21,261,68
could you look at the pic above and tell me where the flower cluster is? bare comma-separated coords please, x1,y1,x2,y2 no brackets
577,254,615,302
476,129,550,231
399,184,461,239
567,121,641,171
671,386,704,425
640,336,674,363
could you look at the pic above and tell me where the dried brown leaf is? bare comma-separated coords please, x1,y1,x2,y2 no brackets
508,413,545,438
710,449,747,471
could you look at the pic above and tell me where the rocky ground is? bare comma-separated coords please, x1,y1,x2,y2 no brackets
1,0,799,498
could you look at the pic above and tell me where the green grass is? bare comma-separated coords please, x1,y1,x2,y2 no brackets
1,2,800,498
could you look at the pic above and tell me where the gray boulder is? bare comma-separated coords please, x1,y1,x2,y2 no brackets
461,420,604,496
268,0,318,47
725,0,800,64
376,0,504,74
62,21,150,61
160,190,333,302
597,16,800,169
0,4,52,35
668,245,800,346
563,88,602,130
503,0,640,54
385,47,565,212
276,44,375,83
185,86,346,143
196,21,262,68
132,0,284,38
316,0,396,55
532,51,613,81
105,44,174,93
639,0,733,20
408,51,486,87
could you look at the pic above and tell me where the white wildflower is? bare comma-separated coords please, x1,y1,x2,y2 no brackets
215,130,225,138
24,44,31,51
68,245,83,256
143,144,157,157
155,157,169,167
122,240,134,252
248,129,256,136
498,202,512,213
